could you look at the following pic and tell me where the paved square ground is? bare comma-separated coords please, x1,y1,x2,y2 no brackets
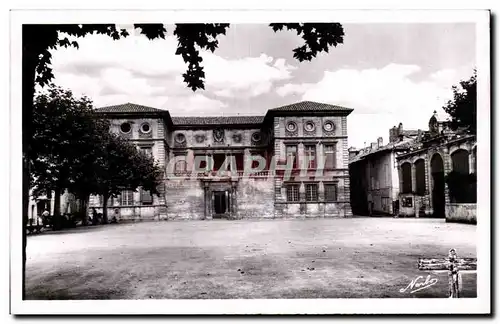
25,217,477,299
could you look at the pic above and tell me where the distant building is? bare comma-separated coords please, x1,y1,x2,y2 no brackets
27,189,78,223
396,111,476,223
348,123,421,216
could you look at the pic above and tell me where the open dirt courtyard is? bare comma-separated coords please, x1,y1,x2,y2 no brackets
25,217,477,299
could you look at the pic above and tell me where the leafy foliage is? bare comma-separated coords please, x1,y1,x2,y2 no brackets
30,85,163,222
31,86,96,200
270,23,344,62
443,71,477,134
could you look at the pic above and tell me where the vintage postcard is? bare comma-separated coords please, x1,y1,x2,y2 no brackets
9,9,491,315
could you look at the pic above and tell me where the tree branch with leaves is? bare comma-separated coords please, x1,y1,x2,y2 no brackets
443,71,477,135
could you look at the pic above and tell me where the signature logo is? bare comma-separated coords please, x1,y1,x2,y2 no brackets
400,275,438,294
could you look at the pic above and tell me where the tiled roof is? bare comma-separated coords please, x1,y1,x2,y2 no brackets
94,103,167,114
401,130,420,136
171,116,264,126
349,140,414,164
270,101,353,112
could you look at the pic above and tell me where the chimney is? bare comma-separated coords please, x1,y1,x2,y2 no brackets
377,137,383,148
370,142,377,150
389,126,396,143
398,122,403,134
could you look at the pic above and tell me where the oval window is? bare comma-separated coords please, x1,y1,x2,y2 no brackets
304,121,315,132
140,123,151,133
323,121,335,132
286,121,297,132
120,122,131,133
251,132,261,142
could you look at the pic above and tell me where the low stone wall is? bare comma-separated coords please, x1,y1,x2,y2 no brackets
446,203,477,224
398,194,432,217
91,205,165,222
277,202,350,218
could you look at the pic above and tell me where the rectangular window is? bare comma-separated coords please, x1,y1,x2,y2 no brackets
324,184,338,202
139,146,153,158
141,188,153,205
213,154,226,171
286,184,300,202
324,144,336,169
194,155,209,172
250,151,266,170
304,145,316,169
174,155,187,173
305,183,318,201
235,153,244,171
286,145,298,169
121,190,134,206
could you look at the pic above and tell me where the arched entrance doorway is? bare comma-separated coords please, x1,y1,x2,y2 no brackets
431,154,445,218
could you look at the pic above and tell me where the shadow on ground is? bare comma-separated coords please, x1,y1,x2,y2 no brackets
25,218,477,299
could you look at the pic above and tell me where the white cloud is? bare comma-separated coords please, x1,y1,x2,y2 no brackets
49,31,296,113
276,83,314,97
166,94,228,116
276,63,474,148
203,53,296,98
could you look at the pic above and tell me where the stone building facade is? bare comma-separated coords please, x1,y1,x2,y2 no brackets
89,101,353,221
396,112,477,223
348,124,420,216
27,189,78,223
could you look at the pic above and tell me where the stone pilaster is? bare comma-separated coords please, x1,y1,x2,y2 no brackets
442,150,452,205
411,163,417,194
318,181,325,202
299,182,305,201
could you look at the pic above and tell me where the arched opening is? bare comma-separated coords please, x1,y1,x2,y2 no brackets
448,149,476,203
451,149,470,174
431,154,445,218
414,159,426,196
401,163,412,194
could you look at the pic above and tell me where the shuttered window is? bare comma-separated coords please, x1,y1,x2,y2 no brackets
286,184,300,202
324,184,337,202
121,190,134,206
141,189,153,205
305,183,318,201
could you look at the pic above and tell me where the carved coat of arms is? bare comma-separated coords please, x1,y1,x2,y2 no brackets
213,128,224,143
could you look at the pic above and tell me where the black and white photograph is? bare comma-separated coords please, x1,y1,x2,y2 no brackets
9,8,491,315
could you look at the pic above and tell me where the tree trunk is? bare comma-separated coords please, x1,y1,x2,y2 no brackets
22,26,40,301
22,159,30,300
80,196,89,226
53,187,62,229
102,193,109,224
53,187,61,217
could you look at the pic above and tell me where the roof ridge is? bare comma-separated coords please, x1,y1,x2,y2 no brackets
171,115,265,118
270,100,353,112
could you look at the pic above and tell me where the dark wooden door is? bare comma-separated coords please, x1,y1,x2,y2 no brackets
214,191,226,214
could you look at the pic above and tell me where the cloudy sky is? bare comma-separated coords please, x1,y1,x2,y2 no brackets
48,23,476,148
